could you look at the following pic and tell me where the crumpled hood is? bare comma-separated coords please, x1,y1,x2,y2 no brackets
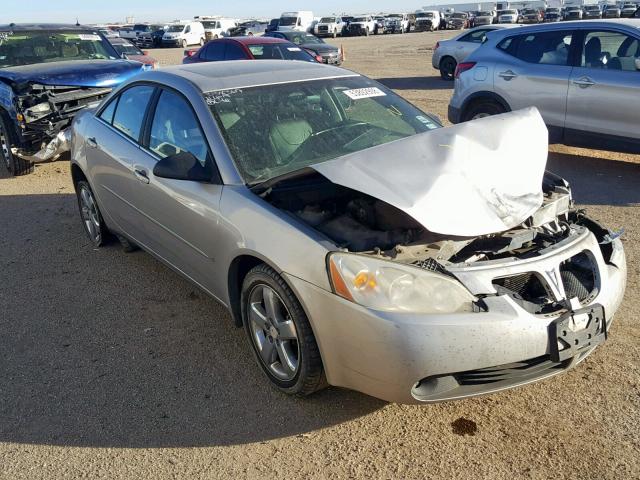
312,107,548,237
0,60,146,87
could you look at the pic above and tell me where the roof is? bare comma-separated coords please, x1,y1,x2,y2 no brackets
487,18,640,38
0,23,95,31
143,60,358,92
226,36,294,45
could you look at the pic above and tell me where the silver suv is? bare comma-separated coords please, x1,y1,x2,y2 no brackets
448,20,640,154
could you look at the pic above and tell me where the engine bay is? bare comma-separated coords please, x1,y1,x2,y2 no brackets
260,171,575,268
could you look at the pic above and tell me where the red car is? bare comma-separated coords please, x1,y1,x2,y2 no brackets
109,37,159,69
182,36,320,64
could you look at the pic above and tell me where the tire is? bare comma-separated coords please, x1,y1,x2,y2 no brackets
241,264,325,397
462,100,506,122
365,27,370,36
0,115,34,176
181,39,187,48
75,180,110,247
439,56,457,81
199,37,204,46
213,34,219,39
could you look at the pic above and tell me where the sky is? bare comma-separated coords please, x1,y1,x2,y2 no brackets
0,0,469,24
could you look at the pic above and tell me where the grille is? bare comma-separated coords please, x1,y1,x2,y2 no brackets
560,252,597,302
413,258,448,275
318,26,328,32
492,272,549,304
456,355,566,386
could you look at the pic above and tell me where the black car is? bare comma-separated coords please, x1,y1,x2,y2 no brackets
265,18,279,33
151,28,165,47
264,31,342,65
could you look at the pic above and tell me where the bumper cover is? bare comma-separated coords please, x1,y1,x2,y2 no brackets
285,231,626,404
12,129,71,163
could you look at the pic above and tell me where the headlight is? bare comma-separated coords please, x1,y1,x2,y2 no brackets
26,102,51,115
328,253,476,314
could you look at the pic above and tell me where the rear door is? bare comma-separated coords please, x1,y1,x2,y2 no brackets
565,28,640,152
85,84,156,233
123,87,225,295
493,30,575,133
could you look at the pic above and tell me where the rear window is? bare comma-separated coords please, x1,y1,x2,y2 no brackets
247,43,314,61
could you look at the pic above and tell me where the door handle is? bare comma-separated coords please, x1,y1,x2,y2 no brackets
133,167,150,184
572,77,595,88
86,137,97,148
498,70,518,80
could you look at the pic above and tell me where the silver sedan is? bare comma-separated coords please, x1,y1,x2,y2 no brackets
432,25,521,80
70,61,626,403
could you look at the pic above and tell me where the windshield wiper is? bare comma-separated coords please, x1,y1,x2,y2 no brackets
249,167,317,195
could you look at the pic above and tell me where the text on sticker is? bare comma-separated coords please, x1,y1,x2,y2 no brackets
342,87,387,100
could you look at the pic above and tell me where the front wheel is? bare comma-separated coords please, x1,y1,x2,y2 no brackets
241,264,325,397
333,29,337,38
0,115,33,176
199,37,204,46
75,180,110,247
462,100,506,122
181,39,187,48
439,56,457,81
365,27,370,36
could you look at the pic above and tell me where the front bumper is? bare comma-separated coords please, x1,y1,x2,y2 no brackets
448,104,462,124
162,39,182,46
415,21,434,31
321,53,342,65
12,129,71,163
285,229,626,404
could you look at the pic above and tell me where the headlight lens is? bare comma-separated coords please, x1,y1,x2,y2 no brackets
328,253,476,314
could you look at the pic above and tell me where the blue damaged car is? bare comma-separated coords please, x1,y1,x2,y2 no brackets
0,24,148,176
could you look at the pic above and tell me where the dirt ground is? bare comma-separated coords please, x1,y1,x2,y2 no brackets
1,30,639,480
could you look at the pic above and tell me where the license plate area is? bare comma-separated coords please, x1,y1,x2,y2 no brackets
548,304,606,362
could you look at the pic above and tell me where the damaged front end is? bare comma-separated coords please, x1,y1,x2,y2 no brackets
12,83,111,162
254,109,626,388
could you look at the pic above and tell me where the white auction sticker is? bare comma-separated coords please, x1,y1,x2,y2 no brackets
343,87,387,100
79,34,101,41
287,47,302,52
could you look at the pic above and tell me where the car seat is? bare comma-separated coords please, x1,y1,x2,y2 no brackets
584,37,603,68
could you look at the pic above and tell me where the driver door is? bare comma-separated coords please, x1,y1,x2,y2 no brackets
124,87,225,296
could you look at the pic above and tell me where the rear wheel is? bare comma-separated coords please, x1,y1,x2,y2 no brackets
0,115,33,176
439,56,457,81
75,180,110,247
462,100,506,122
241,264,325,397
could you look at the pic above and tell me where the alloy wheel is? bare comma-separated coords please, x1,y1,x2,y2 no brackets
79,185,102,244
248,284,300,381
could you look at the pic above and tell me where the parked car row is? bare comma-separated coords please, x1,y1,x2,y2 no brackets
0,19,629,406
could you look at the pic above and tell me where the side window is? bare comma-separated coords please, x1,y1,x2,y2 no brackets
201,42,226,61
225,43,247,60
149,90,209,166
459,29,488,43
112,85,155,141
184,25,191,34
510,31,573,65
99,98,117,124
581,30,640,71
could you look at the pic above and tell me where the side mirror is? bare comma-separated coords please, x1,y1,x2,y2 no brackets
120,52,128,59
153,151,212,182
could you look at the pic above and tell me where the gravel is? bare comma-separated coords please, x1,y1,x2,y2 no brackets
1,30,639,480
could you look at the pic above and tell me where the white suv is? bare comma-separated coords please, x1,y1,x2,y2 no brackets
448,20,640,154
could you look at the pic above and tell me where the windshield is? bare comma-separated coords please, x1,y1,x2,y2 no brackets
167,24,185,32
387,14,402,18
417,12,434,18
567,7,580,11
0,30,118,68
279,16,298,26
113,43,142,56
201,21,217,29
477,11,492,16
320,17,336,23
584,6,599,10
546,8,559,12
206,77,440,184
501,10,517,15
452,13,467,18
353,17,368,22
523,9,536,14
286,33,323,44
